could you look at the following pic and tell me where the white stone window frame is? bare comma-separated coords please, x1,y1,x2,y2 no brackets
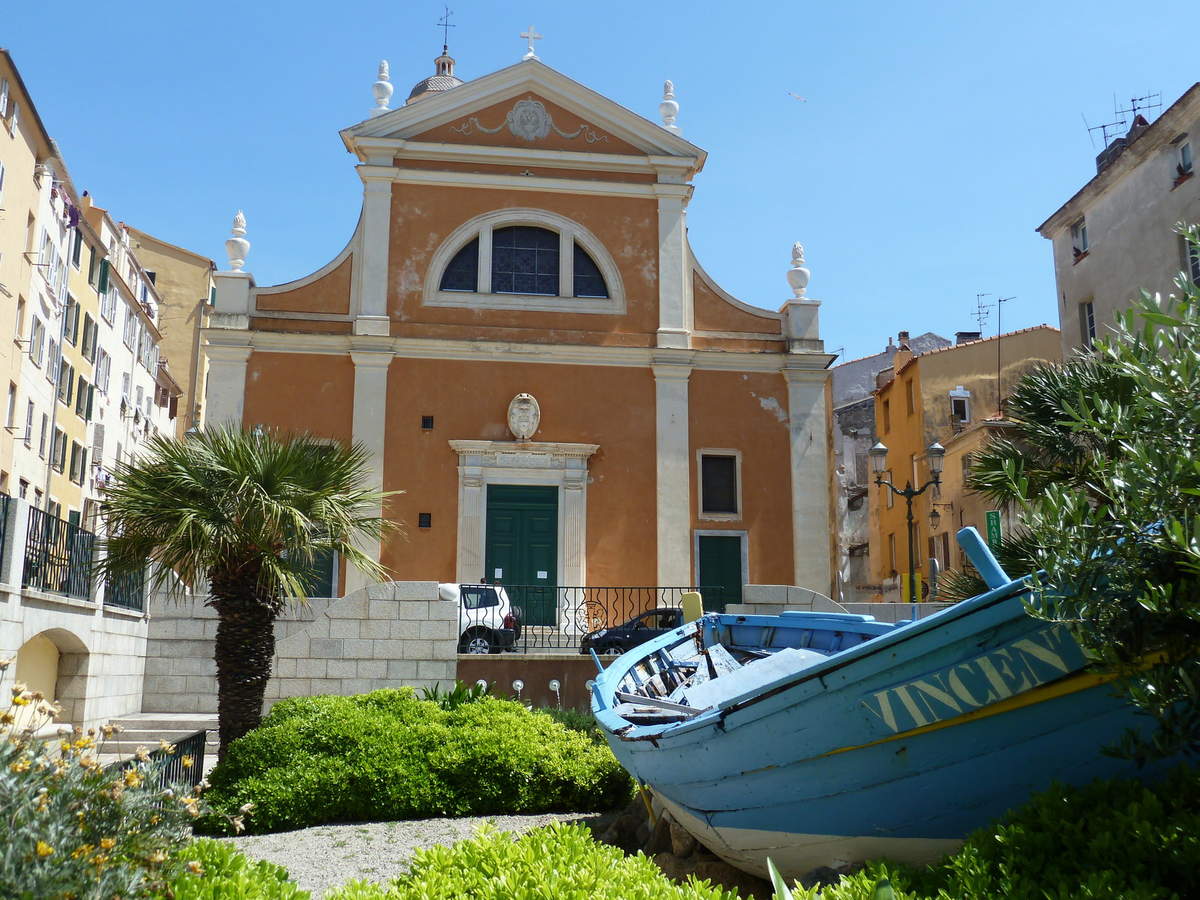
424,208,626,315
696,448,743,522
692,529,750,591
949,385,971,425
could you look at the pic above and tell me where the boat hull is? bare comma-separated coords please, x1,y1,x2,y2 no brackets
593,586,1179,880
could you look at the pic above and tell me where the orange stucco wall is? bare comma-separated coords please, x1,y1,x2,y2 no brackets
692,271,783,335
687,370,795,585
256,255,352,314
398,158,657,184
411,93,644,156
242,352,355,442
379,358,657,585
388,184,660,338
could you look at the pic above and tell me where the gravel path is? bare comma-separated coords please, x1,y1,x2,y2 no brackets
223,813,608,898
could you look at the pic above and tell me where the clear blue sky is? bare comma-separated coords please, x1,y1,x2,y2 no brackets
5,1,1195,360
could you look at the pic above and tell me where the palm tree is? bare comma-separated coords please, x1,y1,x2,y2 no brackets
937,356,1135,601
98,426,395,759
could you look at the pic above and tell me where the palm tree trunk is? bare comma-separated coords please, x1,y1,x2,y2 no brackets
210,564,281,760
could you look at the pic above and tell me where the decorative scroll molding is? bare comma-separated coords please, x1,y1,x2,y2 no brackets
451,98,609,144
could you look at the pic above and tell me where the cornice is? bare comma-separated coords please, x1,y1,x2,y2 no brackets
449,439,599,460
382,166,682,200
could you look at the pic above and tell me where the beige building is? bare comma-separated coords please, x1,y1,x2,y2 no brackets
868,326,1061,599
1038,84,1200,358
125,228,213,437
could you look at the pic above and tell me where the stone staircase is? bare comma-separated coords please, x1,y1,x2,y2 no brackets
99,712,219,773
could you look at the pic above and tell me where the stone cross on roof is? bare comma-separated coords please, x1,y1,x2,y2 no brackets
521,25,542,60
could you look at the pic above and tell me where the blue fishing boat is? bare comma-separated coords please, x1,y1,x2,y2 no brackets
590,527,1177,880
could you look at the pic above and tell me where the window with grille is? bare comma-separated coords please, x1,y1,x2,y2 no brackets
492,226,559,296
439,238,478,291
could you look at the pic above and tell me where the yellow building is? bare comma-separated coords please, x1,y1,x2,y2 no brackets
867,326,1061,598
0,50,56,495
125,228,213,437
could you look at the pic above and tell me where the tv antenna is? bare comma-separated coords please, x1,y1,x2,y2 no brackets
1116,92,1162,122
972,293,993,333
437,6,455,49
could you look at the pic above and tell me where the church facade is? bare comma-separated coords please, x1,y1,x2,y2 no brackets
203,49,835,608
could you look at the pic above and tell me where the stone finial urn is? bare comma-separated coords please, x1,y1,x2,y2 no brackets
786,242,810,299
371,60,393,116
225,211,250,272
659,80,680,133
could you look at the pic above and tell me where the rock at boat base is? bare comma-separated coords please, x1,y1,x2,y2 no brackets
669,818,697,857
643,812,673,855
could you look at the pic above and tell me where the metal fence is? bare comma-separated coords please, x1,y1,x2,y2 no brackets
23,505,95,599
460,585,709,653
105,568,146,613
105,729,207,794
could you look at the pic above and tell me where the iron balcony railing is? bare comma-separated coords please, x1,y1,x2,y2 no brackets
459,585,717,653
105,567,146,613
0,493,10,563
105,728,207,794
23,505,95,600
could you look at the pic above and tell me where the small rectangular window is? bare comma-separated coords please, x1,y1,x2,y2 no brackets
38,414,48,458
418,512,432,528
421,415,434,430
1180,142,1194,176
71,229,82,268
904,379,915,415
1071,218,1089,257
1079,300,1096,350
885,471,894,509
887,533,897,574
5,382,15,429
23,401,33,447
701,453,739,515
882,399,891,433
950,395,970,424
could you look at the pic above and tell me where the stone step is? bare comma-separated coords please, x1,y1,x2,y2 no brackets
108,713,218,731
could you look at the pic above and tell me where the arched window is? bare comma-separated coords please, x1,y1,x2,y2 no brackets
440,238,479,292
491,226,559,296
424,209,624,315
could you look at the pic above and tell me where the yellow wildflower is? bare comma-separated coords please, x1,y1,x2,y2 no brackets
0,711,13,725
12,695,29,707
158,740,175,753
181,754,194,769
149,814,161,825
99,837,116,850
72,844,93,859
9,757,30,773
10,682,27,696
73,737,93,750
100,724,115,739
134,747,150,762
123,769,142,788
90,853,108,868
35,841,54,858
147,849,167,865
31,690,44,701
186,860,204,875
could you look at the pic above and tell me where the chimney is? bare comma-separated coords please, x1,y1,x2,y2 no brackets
897,330,910,344
955,331,982,345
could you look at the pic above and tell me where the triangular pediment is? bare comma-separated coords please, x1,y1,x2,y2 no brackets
342,59,705,164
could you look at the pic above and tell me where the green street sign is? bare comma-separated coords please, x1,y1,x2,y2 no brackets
985,510,1002,547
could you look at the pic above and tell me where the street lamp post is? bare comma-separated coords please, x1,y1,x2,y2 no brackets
869,440,945,619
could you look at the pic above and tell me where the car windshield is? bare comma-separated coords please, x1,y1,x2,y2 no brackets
461,587,499,610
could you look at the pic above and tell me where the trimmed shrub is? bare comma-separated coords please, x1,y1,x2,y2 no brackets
324,822,740,899
158,838,310,899
786,766,1200,899
536,706,606,745
200,689,630,834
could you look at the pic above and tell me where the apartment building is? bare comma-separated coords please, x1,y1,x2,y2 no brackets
1038,84,1200,358
0,49,180,733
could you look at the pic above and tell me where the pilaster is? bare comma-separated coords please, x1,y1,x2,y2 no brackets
655,187,693,349
203,344,252,427
653,362,692,585
355,172,393,336
345,350,392,594
784,366,834,595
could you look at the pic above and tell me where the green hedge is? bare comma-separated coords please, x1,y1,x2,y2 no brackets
787,766,1200,899
325,822,739,900
199,689,630,834
156,839,309,899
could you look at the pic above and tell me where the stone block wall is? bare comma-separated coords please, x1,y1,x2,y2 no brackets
142,581,457,713
0,586,149,731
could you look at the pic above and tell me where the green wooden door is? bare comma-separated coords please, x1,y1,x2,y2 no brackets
485,485,558,625
697,534,743,613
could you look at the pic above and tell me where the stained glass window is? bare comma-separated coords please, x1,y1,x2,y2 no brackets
440,237,479,291
491,226,559,295
573,244,608,298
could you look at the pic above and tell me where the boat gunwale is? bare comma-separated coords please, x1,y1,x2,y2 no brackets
594,575,1035,741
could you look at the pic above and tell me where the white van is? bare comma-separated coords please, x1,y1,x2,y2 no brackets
439,583,522,654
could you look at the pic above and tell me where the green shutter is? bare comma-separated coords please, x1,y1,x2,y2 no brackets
97,259,109,293
85,385,94,421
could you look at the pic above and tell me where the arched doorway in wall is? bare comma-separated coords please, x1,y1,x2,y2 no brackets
13,629,90,732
